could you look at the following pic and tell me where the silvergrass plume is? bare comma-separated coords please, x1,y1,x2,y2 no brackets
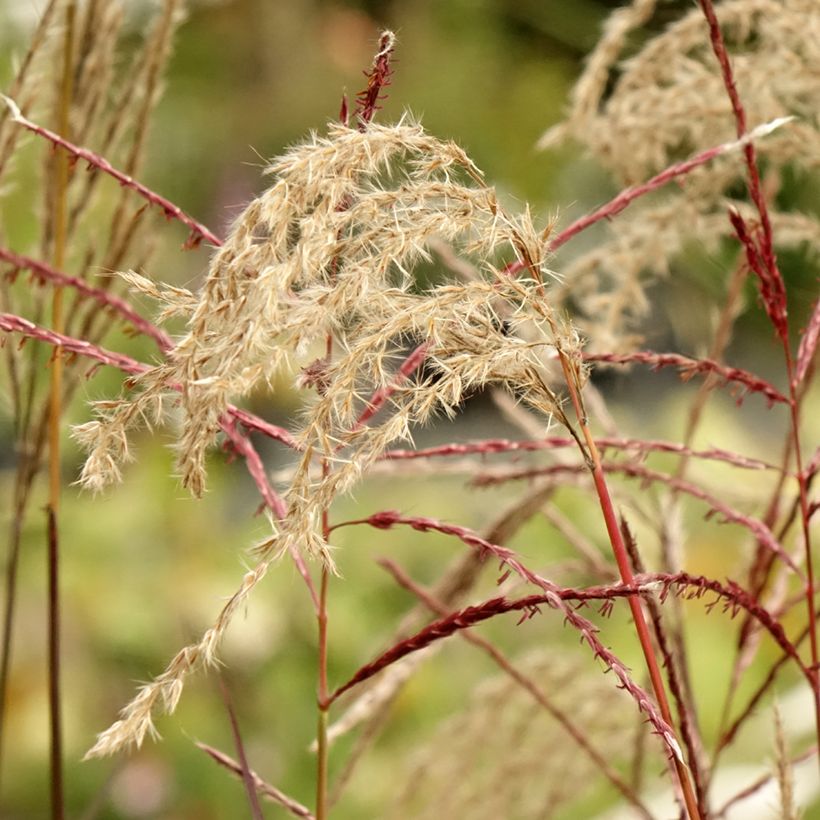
82,115,570,757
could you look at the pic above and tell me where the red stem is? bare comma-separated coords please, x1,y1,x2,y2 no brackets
555,348,701,819
696,0,820,759
217,676,264,820
2,98,221,248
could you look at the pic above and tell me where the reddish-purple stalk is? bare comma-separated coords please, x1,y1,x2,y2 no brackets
0,313,147,374
495,120,789,284
549,140,764,253
230,407,299,451
0,246,171,350
198,742,316,819
347,342,430,434
353,31,394,130
383,435,775,471
330,510,684,764
220,418,318,611
620,520,707,815
583,350,788,405
379,556,654,817
475,459,796,575
2,98,221,248
697,0,820,757
507,121,800,778
220,418,286,518
332,565,808,696
512,230,702,814
525,248,702,804
217,676,264,820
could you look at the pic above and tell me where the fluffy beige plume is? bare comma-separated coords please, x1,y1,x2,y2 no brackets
540,0,819,349
83,117,571,757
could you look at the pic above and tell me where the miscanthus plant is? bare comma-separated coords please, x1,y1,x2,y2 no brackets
0,1,818,818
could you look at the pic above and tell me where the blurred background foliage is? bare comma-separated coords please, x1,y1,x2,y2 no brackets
0,0,817,818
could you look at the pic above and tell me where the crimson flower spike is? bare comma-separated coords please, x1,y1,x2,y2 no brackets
353,30,396,130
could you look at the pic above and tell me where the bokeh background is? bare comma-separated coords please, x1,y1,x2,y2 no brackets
0,0,818,818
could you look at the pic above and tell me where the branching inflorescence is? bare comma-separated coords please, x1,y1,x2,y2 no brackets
73,111,583,757
0,2,818,818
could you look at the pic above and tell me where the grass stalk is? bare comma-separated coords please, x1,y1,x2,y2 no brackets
316,566,330,820
554,347,701,819
198,742,315,818
515,238,701,815
695,0,820,764
783,353,820,760
47,5,76,818
217,675,264,820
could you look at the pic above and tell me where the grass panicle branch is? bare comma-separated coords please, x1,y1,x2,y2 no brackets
334,569,809,697
198,742,315,819
377,556,654,818
583,350,788,405
0,93,221,249
331,510,685,764
383,435,776,471
473,460,797,574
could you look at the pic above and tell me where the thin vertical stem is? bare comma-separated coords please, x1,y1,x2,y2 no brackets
783,347,820,756
315,332,333,820
566,359,701,819
217,675,264,820
46,509,63,820
622,520,708,814
47,5,76,818
516,243,701,818
316,566,330,820
695,0,819,763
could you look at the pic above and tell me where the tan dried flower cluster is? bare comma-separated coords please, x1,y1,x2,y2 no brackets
540,0,820,350
81,118,576,756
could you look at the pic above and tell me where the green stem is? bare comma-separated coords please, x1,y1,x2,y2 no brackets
316,566,330,820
